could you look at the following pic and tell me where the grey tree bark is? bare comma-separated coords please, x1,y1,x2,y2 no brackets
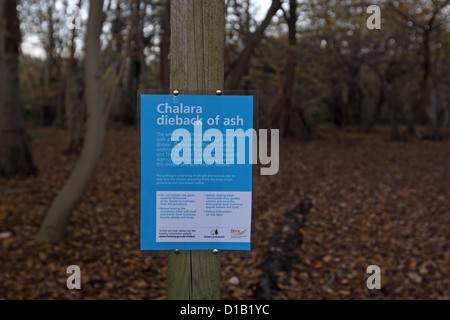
226,0,281,89
167,0,223,300
63,0,84,155
270,0,313,140
35,0,106,244
0,0,37,178
160,0,171,89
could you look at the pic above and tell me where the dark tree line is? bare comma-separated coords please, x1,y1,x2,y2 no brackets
1,0,449,181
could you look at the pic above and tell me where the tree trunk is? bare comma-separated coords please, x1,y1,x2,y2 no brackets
326,78,345,127
408,30,431,138
271,0,313,140
167,0,223,300
105,2,138,123
35,0,106,244
347,79,363,124
366,85,385,131
226,0,281,89
387,89,401,141
63,0,83,155
160,0,171,89
138,1,150,89
0,0,37,178
425,72,448,140
119,0,141,125
381,78,400,140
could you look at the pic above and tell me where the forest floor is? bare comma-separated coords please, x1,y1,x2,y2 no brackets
0,125,449,300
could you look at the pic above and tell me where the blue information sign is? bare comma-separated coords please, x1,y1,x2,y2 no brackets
139,93,254,251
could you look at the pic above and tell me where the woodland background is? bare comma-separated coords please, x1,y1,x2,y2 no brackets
0,0,449,300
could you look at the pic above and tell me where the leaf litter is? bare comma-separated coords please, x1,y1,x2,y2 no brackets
0,126,448,300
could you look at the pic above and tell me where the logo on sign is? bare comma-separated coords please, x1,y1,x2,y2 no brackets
204,229,224,239
230,229,247,239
